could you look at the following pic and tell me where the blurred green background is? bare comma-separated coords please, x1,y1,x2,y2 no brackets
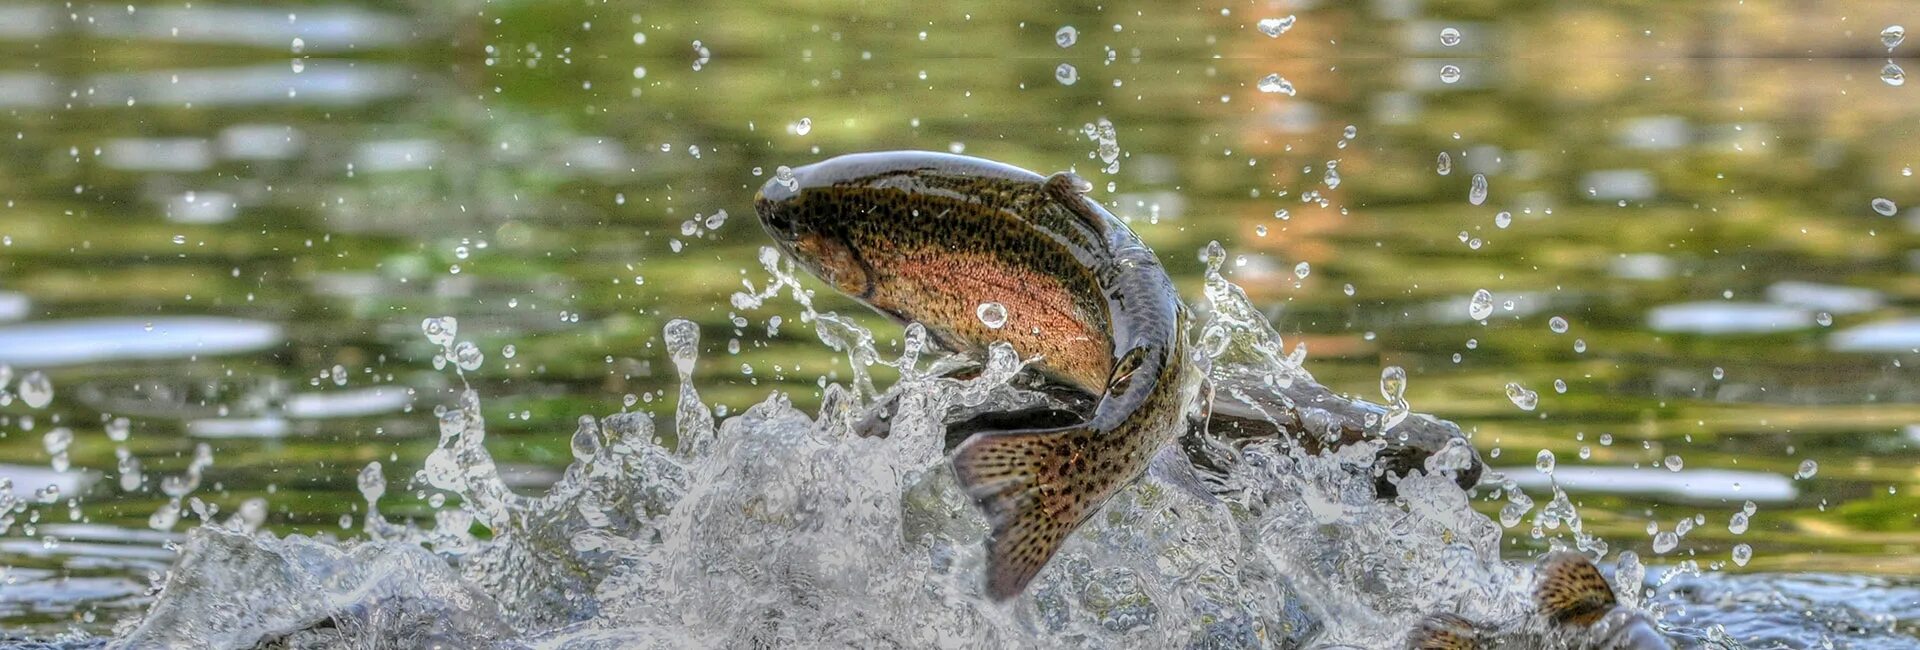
0,0,1916,633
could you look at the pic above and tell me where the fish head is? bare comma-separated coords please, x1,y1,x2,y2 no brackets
754,151,1047,300
754,171,876,299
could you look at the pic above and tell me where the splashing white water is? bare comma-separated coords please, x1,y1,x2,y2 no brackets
96,246,1643,649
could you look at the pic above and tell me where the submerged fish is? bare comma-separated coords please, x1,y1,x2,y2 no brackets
754,151,1201,600
1405,552,1672,649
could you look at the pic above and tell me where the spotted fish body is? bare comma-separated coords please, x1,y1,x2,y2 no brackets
1403,553,1673,650
754,151,1198,600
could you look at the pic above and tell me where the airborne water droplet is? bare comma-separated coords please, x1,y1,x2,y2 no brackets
1794,459,1819,479
19,371,53,409
1882,25,1906,51
1872,197,1898,216
1548,316,1569,333
1439,27,1462,47
1439,65,1462,84
422,317,457,347
1652,531,1679,554
1257,73,1295,95
1256,15,1295,38
1494,211,1511,228
1468,289,1494,320
1535,449,1555,473
1293,261,1310,279
1731,543,1752,566
1884,63,1907,86
1055,25,1077,48
1055,63,1078,86
358,461,386,503
1468,173,1489,205
1504,382,1538,411
1436,152,1452,176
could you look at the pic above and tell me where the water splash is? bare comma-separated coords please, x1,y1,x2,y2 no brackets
82,246,1667,649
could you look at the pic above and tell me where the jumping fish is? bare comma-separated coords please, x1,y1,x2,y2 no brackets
754,151,1200,600
1405,552,1672,649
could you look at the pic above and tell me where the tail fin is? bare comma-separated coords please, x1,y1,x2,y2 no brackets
1403,613,1482,650
951,425,1107,601
1535,552,1618,626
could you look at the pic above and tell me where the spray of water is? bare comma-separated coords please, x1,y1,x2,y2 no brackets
94,246,1644,649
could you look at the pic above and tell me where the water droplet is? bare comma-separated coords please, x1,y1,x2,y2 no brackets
453,341,484,371
1055,25,1077,48
171,234,187,245
1872,197,1898,216
1535,449,1556,473
1505,382,1538,411
1343,125,1357,139
571,416,602,461
1292,261,1310,279
421,317,457,347
1439,64,1462,84
1548,316,1569,333
106,417,131,442
1731,543,1752,566
1256,73,1295,95
1055,63,1078,85
290,37,305,54
1883,62,1906,86
1652,531,1679,554
1883,25,1906,50
1468,173,1489,205
1794,459,1819,480
1816,312,1833,327
1379,366,1407,403
18,371,53,408
1256,15,1295,38
1468,289,1494,320
1729,512,1750,535
1553,379,1567,394
1436,152,1452,176
705,210,729,230
1343,283,1356,296
501,344,517,359
794,118,812,136
1573,338,1587,353
1664,455,1684,471
665,319,701,377
1439,27,1462,47
290,58,305,74
1494,211,1511,228
976,302,1009,329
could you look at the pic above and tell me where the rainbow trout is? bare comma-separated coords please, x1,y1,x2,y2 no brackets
1405,553,1671,649
754,151,1200,600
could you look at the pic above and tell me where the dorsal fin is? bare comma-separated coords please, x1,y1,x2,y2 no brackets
1043,172,1109,237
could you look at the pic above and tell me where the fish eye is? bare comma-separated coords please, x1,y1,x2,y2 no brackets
764,210,794,232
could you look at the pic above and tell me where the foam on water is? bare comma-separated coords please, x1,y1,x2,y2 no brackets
71,249,1652,649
